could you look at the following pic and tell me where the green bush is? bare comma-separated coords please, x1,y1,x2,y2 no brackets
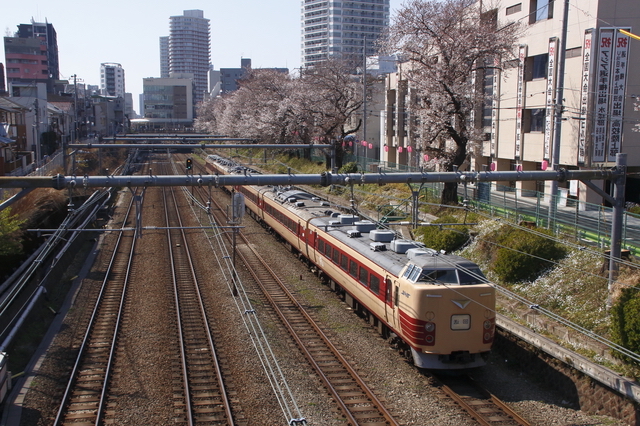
414,214,469,253
611,288,640,363
339,162,358,174
489,228,566,283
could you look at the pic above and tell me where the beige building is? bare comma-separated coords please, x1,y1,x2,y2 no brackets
383,0,640,205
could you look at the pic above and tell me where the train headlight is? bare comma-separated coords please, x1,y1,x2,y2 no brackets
484,332,492,341
424,322,435,332
483,320,493,330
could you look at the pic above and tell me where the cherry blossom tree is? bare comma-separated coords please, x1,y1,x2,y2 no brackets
196,59,371,168
383,0,521,204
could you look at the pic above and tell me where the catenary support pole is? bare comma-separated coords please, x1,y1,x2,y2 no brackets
608,153,627,308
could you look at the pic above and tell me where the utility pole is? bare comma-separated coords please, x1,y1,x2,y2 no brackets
548,0,570,227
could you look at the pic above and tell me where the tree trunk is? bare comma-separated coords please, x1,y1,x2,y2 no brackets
441,182,459,205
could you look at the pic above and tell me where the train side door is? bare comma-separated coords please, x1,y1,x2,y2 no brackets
388,278,400,330
383,277,392,322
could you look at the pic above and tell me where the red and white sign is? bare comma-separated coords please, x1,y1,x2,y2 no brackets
515,45,527,161
578,29,594,165
593,28,614,162
607,29,630,162
544,37,557,161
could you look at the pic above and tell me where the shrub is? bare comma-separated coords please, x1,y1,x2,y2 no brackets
611,288,640,363
489,228,566,283
414,214,469,253
339,162,358,174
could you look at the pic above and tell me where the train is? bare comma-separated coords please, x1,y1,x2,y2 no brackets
205,155,496,369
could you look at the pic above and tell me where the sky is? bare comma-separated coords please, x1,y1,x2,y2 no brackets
2,0,405,115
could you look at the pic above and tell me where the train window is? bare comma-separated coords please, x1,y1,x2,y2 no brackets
408,267,421,282
370,275,380,294
359,267,368,285
332,247,340,263
403,264,414,278
340,253,349,270
457,269,487,285
349,260,358,277
318,239,324,253
324,243,332,257
420,269,458,284
385,279,392,304
394,286,399,307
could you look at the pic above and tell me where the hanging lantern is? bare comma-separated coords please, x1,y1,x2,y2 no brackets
349,141,353,147
516,164,523,172
407,146,412,153
423,154,429,161
368,143,373,149
490,162,496,171
362,140,367,146
398,146,403,153
541,160,548,170
384,146,389,152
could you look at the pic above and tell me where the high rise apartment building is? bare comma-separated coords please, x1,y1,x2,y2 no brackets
100,62,125,98
162,10,211,104
3,20,59,94
301,0,390,68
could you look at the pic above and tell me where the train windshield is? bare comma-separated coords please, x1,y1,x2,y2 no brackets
458,268,487,285
417,268,487,285
419,269,458,284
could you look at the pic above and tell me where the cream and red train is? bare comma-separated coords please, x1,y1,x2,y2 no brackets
206,155,496,369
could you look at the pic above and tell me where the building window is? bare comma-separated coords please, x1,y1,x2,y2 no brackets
530,0,553,24
525,108,546,132
526,54,548,80
506,3,522,15
565,47,582,59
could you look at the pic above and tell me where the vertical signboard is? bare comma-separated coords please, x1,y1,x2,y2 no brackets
577,29,594,165
607,29,630,162
490,57,500,157
543,37,557,162
514,45,527,161
593,28,614,162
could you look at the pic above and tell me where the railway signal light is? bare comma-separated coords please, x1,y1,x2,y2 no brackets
186,158,192,171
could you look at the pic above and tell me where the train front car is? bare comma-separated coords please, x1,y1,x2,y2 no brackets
396,250,495,369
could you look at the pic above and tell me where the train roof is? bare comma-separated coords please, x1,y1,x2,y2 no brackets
206,156,485,282
265,187,483,279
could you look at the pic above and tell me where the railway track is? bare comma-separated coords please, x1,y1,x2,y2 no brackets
53,187,138,425
197,175,399,426
433,373,530,426
162,174,235,425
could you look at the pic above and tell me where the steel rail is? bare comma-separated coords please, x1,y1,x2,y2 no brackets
163,172,234,425
53,189,138,426
205,187,397,425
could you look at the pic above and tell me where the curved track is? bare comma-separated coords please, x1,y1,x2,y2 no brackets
196,165,399,426
434,373,530,426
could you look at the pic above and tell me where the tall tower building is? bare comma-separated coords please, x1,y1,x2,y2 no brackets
159,36,170,78
167,10,210,104
3,19,59,94
301,0,390,68
100,62,125,98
